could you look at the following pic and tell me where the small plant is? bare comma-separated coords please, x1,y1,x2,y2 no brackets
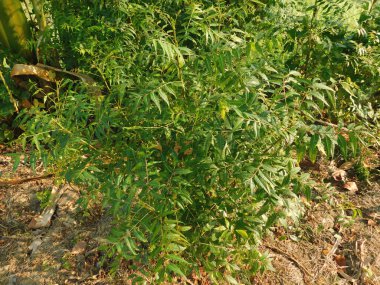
337,203,362,228
355,160,370,181
0,0,379,283
36,188,51,209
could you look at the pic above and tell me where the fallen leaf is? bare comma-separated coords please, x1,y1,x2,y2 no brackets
174,142,181,154
154,143,163,152
332,169,347,181
339,132,349,141
343,181,358,193
71,241,87,255
334,254,347,271
184,148,193,156
367,219,376,226
28,238,42,255
339,161,355,170
20,99,32,109
322,248,330,256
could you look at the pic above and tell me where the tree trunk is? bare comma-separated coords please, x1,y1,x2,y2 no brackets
0,0,32,58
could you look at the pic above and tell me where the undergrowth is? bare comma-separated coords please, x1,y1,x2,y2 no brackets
1,0,379,283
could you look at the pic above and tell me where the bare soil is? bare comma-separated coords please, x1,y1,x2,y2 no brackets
1,148,379,285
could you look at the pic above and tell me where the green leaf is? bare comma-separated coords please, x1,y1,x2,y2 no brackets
236,229,249,239
265,213,279,228
32,136,41,152
258,170,274,188
254,175,268,193
167,263,185,277
11,153,21,172
174,168,192,175
296,143,306,163
337,134,348,160
288,70,302,77
256,204,270,216
158,88,170,107
341,82,355,97
349,133,359,157
167,254,190,265
30,152,36,171
322,136,335,159
124,237,138,255
313,82,334,92
133,229,147,243
326,91,336,109
310,91,329,106
309,134,319,163
150,93,161,113
225,274,239,285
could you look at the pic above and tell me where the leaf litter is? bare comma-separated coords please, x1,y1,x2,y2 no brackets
1,151,379,284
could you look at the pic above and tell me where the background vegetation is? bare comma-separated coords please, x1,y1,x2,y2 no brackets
1,0,379,283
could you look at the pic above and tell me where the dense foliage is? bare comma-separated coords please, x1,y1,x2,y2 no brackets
1,0,379,283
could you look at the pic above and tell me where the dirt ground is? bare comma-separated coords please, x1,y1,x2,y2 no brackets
0,147,379,284
253,156,380,285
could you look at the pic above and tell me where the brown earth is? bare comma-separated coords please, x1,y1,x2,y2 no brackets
0,148,379,285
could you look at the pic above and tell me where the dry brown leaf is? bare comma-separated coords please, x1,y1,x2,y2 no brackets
20,99,32,109
154,143,163,152
332,169,347,181
367,219,376,226
71,241,87,255
334,254,347,271
174,142,181,154
343,181,358,193
28,238,42,255
339,132,349,141
339,161,355,170
322,248,330,256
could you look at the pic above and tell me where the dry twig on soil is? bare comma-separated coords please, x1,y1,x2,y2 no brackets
264,244,312,284
0,174,53,186
312,235,342,283
28,185,65,229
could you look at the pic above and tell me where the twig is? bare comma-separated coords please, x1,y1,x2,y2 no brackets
312,235,341,283
0,69,18,112
28,185,65,229
338,270,358,283
314,119,349,132
356,239,366,283
264,244,312,284
0,174,53,186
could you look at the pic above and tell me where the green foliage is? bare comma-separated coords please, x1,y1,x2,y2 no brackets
1,0,380,283
354,160,370,181
36,188,51,209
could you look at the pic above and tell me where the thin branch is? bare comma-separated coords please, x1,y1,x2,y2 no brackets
0,174,53,186
314,119,349,132
28,185,65,229
264,244,312,284
312,235,341,283
0,69,18,112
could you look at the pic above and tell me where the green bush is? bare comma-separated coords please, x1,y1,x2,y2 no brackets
2,0,379,283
